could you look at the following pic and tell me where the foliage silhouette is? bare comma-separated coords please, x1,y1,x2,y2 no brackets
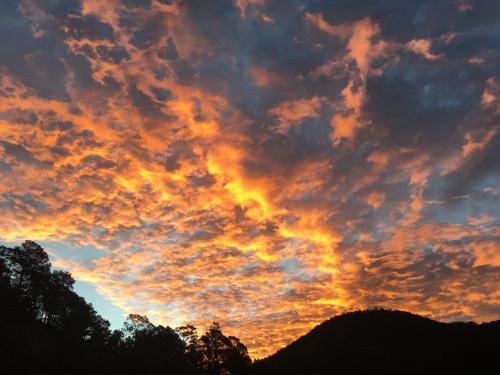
199,322,252,375
0,241,250,375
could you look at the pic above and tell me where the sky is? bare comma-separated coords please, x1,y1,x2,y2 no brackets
0,0,499,358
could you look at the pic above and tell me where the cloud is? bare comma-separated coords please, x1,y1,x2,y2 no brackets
234,0,264,18
307,14,387,144
0,0,498,359
268,97,324,133
406,39,442,60
482,78,500,113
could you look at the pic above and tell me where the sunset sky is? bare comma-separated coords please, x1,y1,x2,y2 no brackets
0,0,499,358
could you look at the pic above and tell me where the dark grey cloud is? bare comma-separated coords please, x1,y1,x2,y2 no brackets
0,141,52,168
0,109,38,125
0,1,69,99
63,14,114,40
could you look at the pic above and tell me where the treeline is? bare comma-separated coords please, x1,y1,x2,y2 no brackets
0,241,251,375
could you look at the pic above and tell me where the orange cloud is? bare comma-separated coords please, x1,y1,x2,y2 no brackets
1,1,498,359
307,15,386,144
481,78,500,113
268,97,324,133
234,0,265,17
249,66,285,87
406,39,442,61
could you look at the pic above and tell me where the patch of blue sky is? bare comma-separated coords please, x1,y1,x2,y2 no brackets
277,258,300,274
0,239,126,330
40,239,107,262
74,280,126,330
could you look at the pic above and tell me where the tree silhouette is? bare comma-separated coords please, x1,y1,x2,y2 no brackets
0,241,120,374
177,324,204,370
200,322,251,375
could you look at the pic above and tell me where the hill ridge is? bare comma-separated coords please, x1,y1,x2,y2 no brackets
253,309,500,375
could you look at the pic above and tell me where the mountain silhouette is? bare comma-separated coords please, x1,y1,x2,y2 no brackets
252,309,500,375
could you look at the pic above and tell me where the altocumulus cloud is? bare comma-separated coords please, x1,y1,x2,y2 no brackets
0,0,499,357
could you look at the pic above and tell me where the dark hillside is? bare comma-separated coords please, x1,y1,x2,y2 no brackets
253,309,500,375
